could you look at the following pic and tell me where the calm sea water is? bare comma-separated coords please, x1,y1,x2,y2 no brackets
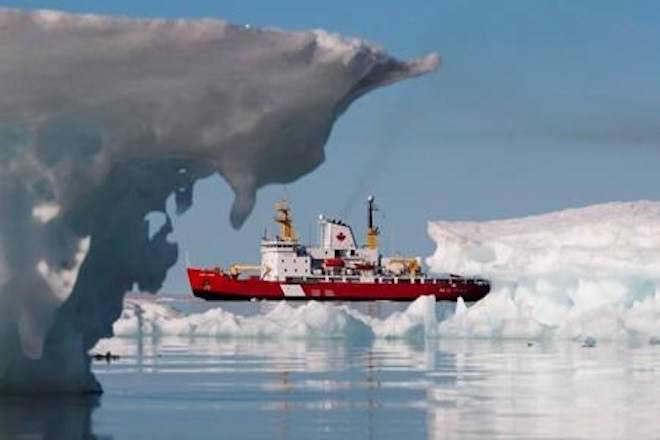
3,299,660,439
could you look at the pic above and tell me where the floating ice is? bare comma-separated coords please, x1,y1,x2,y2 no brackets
93,295,440,350
0,8,437,393
428,201,660,341
112,298,373,340
362,294,438,340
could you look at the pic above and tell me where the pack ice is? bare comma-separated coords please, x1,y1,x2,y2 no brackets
99,294,438,344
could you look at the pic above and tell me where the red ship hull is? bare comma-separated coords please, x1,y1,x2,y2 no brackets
187,268,490,302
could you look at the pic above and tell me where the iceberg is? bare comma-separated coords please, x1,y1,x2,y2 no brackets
428,201,660,341
99,295,438,343
0,8,437,393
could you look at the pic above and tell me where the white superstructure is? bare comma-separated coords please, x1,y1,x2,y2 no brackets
254,197,419,282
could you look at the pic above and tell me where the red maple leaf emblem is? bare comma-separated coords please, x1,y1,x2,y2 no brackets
336,232,346,242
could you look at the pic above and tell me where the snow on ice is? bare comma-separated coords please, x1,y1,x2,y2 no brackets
429,201,660,342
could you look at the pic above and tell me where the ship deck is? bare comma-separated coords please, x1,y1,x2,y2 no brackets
253,274,489,285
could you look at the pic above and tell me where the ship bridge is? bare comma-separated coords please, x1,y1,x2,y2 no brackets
259,196,383,281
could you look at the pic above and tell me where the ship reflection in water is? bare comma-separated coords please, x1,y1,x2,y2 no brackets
3,335,658,439
3,335,660,439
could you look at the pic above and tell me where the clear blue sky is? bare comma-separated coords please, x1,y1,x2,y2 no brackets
6,1,660,293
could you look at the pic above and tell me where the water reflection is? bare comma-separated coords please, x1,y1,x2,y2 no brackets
0,394,105,440
425,340,660,440
92,336,450,439
9,293,660,439
16,335,659,439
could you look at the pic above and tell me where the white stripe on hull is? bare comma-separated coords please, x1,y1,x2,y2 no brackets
280,284,306,298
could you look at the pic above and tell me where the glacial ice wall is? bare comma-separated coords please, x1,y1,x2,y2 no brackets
0,8,438,393
428,201,660,341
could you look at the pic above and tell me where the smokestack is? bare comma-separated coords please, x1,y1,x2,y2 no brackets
366,195,379,250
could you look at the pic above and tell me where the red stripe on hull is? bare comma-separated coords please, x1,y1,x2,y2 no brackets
187,268,490,302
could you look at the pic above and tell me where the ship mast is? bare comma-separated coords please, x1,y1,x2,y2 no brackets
274,199,297,241
366,195,379,249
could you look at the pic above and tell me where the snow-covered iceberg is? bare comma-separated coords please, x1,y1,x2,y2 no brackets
428,201,660,341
